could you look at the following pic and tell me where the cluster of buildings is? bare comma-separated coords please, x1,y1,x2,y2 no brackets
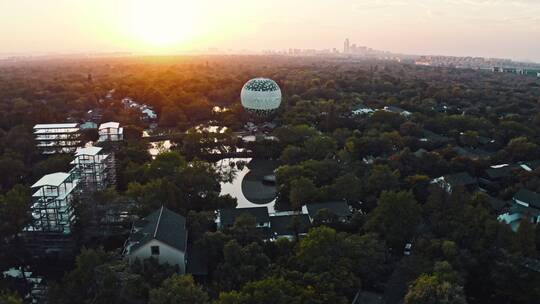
351,104,412,117
33,122,123,155
351,102,540,232
430,161,540,232
217,201,352,240
25,122,124,255
120,201,353,275
415,55,540,74
492,67,540,78
343,38,376,56
121,97,158,121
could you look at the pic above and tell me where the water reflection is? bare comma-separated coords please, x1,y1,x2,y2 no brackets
216,158,277,213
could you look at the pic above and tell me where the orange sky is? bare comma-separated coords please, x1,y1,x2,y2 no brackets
0,0,539,61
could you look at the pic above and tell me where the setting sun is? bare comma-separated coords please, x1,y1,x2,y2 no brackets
129,0,200,50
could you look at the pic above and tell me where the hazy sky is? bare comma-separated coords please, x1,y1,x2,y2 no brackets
1,0,539,61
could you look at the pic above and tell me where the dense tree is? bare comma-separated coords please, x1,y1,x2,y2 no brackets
405,274,467,304
149,275,209,304
366,191,421,250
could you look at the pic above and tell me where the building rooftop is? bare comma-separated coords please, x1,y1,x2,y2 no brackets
444,172,477,187
129,206,187,253
99,122,120,129
485,164,520,180
219,207,270,227
75,146,103,156
514,189,540,209
34,123,78,129
304,201,352,218
270,214,311,237
453,146,493,160
31,172,71,188
520,160,540,172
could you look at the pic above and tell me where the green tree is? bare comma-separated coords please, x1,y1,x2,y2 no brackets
366,191,421,250
515,219,536,257
149,275,209,304
304,135,337,160
216,277,317,304
366,165,400,198
289,177,318,209
405,274,467,304
215,240,270,291
0,184,31,239
0,290,23,304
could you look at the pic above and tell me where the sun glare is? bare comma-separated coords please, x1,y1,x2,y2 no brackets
130,0,199,50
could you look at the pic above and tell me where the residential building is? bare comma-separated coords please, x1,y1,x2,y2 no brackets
79,121,98,130
419,130,453,148
23,171,80,255
71,146,116,193
453,146,493,160
302,201,352,223
124,206,188,273
25,172,79,235
351,104,375,116
33,123,81,154
269,214,311,240
98,122,123,142
383,106,412,117
498,189,540,231
216,207,270,230
431,172,477,193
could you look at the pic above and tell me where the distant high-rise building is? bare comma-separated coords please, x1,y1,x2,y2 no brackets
344,38,350,54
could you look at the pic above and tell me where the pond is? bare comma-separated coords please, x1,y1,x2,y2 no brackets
216,158,279,213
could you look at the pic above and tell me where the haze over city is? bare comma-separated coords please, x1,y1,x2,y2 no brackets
1,0,540,61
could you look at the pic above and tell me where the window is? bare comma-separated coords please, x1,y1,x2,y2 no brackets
151,245,160,255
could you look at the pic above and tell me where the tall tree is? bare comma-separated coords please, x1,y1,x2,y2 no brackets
366,191,421,250
149,275,209,304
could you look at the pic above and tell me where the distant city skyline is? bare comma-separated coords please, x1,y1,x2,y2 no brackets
1,0,540,62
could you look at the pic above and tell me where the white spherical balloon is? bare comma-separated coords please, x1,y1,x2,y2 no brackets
241,78,282,117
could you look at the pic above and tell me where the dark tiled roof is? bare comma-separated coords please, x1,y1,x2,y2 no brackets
514,189,540,209
352,291,386,304
453,146,493,160
421,130,452,143
521,160,540,171
485,165,520,180
270,214,311,237
130,206,187,253
445,172,477,187
306,201,352,218
385,106,409,114
487,195,509,212
413,148,428,158
219,207,270,227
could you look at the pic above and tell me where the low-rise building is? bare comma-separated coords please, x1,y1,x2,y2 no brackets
351,105,375,116
498,189,540,231
98,122,123,142
33,123,82,154
269,214,311,240
216,207,270,230
23,171,80,255
302,201,352,223
383,105,412,117
71,146,116,193
431,172,477,193
124,206,188,273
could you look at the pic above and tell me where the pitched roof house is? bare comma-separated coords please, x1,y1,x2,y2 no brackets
124,206,188,273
